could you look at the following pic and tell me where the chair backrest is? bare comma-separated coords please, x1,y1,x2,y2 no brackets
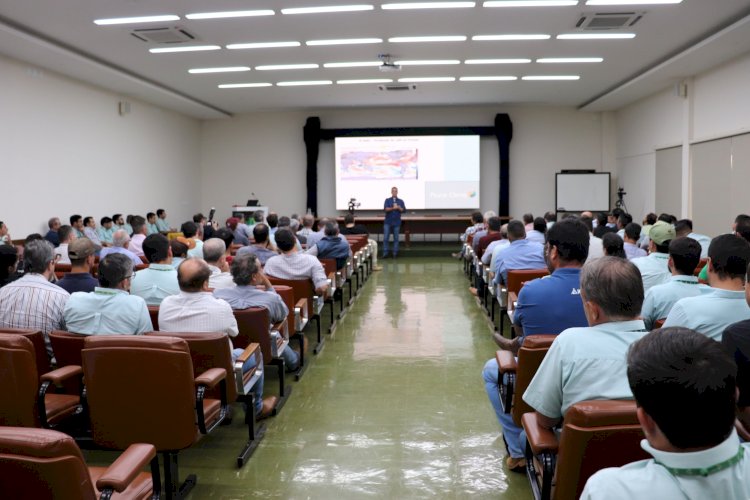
555,399,648,500
506,269,549,295
233,307,273,363
0,335,40,427
0,328,50,379
54,264,71,280
268,276,316,318
82,335,197,451
0,426,96,500
48,330,87,368
147,305,159,331
344,235,367,253
512,334,557,427
694,258,708,276
272,285,296,335
653,318,666,329
319,258,336,276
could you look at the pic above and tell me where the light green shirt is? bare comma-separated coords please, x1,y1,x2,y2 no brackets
582,430,750,500
663,288,750,341
63,287,152,335
97,226,114,244
156,218,170,232
130,263,180,306
631,252,671,293
147,223,160,235
523,319,647,420
640,275,704,330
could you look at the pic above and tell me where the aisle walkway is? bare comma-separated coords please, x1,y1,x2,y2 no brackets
92,257,531,498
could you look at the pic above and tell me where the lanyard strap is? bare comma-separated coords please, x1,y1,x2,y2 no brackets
655,446,744,477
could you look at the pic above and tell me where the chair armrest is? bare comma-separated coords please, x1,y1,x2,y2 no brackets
40,365,83,386
272,318,288,340
496,351,517,374
522,412,559,456
508,291,518,311
195,368,227,389
235,343,261,365
96,443,156,493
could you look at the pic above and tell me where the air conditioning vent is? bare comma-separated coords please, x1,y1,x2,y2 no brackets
378,84,416,91
576,11,643,30
129,27,196,44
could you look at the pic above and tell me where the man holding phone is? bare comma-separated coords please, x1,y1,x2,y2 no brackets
383,186,405,259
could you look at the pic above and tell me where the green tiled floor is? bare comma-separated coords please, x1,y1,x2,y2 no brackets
85,256,531,499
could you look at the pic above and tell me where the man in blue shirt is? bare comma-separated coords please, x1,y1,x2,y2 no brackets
56,238,99,294
306,222,352,270
483,218,590,471
383,186,405,259
492,220,546,286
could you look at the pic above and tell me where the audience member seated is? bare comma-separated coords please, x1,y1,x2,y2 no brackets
453,211,484,259
580,215,604,261
472,211,497,256
522,213,534,232
582,328,749,499
482,223,509,268
0,239,69,357
305,216,330,250
237,223,278,266
56,238,98,294
674,218,710,258
63,253,152,334
158,258,277,419
483,218,590,471
522,257,647,435
44,217,61,247
204,238,234,289
124,214,134,236
128,216,147,257
82,216,104,250
97,216,115,246
54,225,75,265
544,211,556,230
214,253,301,371
341,214,368,235
226,217,250,246
623,222,646,260
171,239,188,269
593,212,615,238
526,217,547,246
491,220,545,287
663,234,750,341
296,213,315,242
265,228,329,296
266,213,279,236
130,233,179,305
179,221,204,259
698,215,750,282
640,237,703,330
145,212,159,235
156,208,172,233
99,229,142,268
639,212,658,248
213,227,236,263
602,233,626,258
722,266,750,430
70,214,85,239
615,213,632,239
194,212,217,240
631,221,674,293
476,216,503,260
0,245,18,288
306,222,352,270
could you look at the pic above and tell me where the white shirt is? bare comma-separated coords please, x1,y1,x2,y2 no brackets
158,291,238,337
588,234,604,261
129,233,146,257
208,264,235,290
55,243,71,265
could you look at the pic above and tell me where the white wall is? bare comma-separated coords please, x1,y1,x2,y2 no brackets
0,54,202,238
200,105,607,223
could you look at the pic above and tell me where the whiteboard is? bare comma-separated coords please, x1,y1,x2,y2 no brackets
555,173,611,212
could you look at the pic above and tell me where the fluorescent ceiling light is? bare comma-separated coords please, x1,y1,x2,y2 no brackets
473,34,551,40
227,41,300,50
149,45,221,53
277,80,334,86
306,38,382,46
398,77,456,82
382,2,476,9
218,83,272,88
522,75,580,80
484,1,578,6
323,61,383,68
189,67,251,74
586,0,681,4
185,10,274,20
94,15,179,25
557,33,636,39
460,76,517,81
281,5,374,15
465,58,531,64
388,35,467,43
337,79,394,84
396,60,461,65
255,64,319,71
536,57,603,63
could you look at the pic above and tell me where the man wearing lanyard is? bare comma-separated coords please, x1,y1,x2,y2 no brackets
383,186,405,259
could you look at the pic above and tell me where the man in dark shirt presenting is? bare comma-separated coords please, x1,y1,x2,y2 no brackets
383,186,405,259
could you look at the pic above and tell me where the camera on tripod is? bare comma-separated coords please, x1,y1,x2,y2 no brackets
348,198,361,214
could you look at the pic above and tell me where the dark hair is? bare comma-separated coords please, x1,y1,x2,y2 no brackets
628,328,736,449
532,217,546,233
507,220,525,239
658,213,674,224
324,222,339,237
644,213,657,225
579,215,593,232
131,215,146,234
522,213,534,224
180,221,198,238
610,208,625,219
274,228,295,252
142,234,169,263
278,216,291,228
253,223,269,243
214,227,234,249
624,222,641,241
471,211,483,224
157,209,166,217
708,234,750,280
25,234,43,243
595,212,608,226
546,218,589,264
344,214,354,225
230,252,260,287
170,240,188,258
177,259,211,292
266,213,279,229
488,216,502,232
674,219,693,235
58,225,73,243
193,213,205,224
668,237,702,276
83,216,93,226
98,253,132,288
146,212,156,219
602,233,626,259
112,213,122,223
70,215,82,225
100,216,112,225
736,219,750,244
544,211,556,223
617,213,633,227
126,215,134,224
580,256,643,319
0,245,19,281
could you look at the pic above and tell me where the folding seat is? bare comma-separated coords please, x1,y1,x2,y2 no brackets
81,335,229,499
0,426,159,500
273,284,308,380
268,276,330,352
522,399,648,500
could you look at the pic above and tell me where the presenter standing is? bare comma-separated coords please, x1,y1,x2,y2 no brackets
383,186,405,258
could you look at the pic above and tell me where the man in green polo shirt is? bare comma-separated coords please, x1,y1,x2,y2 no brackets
130,233,179,306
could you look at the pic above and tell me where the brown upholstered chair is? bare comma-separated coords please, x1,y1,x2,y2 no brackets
499,269,549,336
233,307,291,411
0,426,159,500
497,334,557,426
273,285,308,380
147,332,265,467
81,335,229,499
147,305,160,331
0,328,51,380
54,263,72,280
0,335,81,429
319,258,345,322
267,276,327,353
653,318,666,329
522,399,648,500
694,257,708,276
49,330,86,368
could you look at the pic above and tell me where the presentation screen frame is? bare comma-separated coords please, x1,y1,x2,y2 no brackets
555,172,611,213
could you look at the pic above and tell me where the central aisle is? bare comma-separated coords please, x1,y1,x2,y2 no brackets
185,256,531,498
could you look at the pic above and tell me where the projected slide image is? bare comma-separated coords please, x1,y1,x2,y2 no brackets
340,149,418,180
